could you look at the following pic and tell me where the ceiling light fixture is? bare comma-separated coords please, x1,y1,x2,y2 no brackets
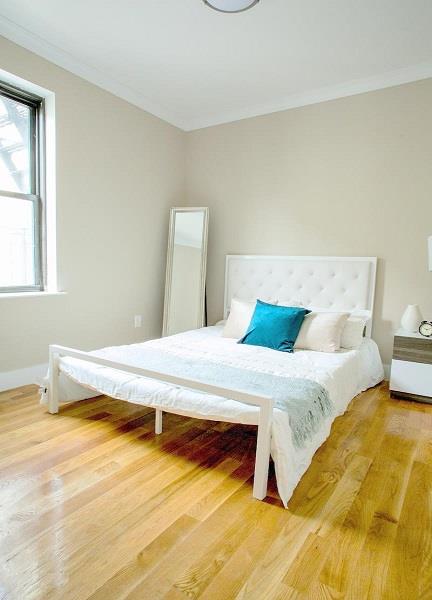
203,0,260,13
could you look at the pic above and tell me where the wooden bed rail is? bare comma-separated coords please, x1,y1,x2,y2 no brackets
48,344,274,500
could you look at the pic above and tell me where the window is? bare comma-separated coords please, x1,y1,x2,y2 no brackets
0,82,44,293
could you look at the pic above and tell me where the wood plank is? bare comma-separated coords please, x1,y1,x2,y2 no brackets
393,335,432,364
3,432,247,599
0,384,430,600
382,460,432,600
196,502,288,599
0,425,226,561
319,411,418,595
87,514,201,600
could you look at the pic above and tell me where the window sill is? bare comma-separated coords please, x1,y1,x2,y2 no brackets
0,291,66,299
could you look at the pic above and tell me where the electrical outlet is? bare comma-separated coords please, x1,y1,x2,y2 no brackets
134,315,142,328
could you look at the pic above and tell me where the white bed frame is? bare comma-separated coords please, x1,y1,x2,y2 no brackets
48,255,377,501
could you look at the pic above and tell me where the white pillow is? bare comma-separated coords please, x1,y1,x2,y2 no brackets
222,298,281,339
222,299,257,339
341,316,368,349
294,312,349,352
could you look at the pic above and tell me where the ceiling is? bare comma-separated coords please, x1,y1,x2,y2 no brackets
0,0,431,131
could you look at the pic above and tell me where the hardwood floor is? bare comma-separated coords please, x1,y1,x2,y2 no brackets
0,383,431,600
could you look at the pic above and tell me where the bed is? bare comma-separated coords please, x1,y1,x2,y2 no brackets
44,256,384,507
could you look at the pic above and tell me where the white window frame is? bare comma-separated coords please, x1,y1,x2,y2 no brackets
0,80,45,293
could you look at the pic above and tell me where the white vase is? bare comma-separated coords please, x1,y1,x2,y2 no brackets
400,304,423,333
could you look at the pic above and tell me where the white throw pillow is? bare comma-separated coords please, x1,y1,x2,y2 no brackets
223,298,281,339
340,316,368,349
222,299,257,339
294,312,349,352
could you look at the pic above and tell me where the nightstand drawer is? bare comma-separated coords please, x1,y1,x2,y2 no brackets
393,335,432,364
390,359,432,398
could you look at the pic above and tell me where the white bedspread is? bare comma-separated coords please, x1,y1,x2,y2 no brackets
50,326,384,506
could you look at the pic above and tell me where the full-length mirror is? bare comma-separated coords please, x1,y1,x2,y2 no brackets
162,207,209,336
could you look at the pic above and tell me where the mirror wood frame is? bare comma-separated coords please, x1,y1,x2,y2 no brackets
162,207,209,337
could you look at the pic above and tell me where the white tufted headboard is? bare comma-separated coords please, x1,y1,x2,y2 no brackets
224,255,377,336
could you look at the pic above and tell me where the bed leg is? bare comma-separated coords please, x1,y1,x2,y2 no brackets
155,408,163,434
252,401,273,501
48,346,60,415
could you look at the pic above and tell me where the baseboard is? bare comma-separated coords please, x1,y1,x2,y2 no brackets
0,363,48,393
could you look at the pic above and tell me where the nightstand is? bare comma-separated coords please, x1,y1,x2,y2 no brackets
390,329,432,404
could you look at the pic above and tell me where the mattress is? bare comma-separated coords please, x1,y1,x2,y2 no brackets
47,326,384,506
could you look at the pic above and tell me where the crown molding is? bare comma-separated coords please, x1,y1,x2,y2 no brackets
1,14,432,132
184,61,432,131
0,15,189,130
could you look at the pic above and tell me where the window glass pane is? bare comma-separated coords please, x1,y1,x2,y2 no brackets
0,195,36,287
0,94,32,193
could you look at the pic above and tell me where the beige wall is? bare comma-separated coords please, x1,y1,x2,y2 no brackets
185,79,432,364
0,36,185,376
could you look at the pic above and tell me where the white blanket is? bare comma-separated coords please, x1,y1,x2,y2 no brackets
48,326,384,506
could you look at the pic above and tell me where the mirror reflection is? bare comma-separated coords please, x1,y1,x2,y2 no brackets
163,208,209,336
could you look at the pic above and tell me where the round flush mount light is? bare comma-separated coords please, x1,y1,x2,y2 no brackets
203,0,260,13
